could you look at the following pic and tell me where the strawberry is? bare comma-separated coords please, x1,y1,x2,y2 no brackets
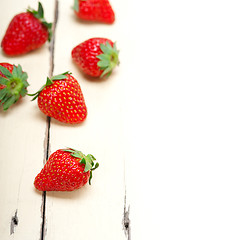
0,63,29,111
29,72,87,124
34,148,99,191
73,0,115,24
72,38,119,78
1,2,52,56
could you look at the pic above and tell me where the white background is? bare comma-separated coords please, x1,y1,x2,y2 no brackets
125,0,240,239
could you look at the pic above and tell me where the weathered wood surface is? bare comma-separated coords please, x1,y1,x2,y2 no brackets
0,0,55,239
0,0,127,239
1,0,240,240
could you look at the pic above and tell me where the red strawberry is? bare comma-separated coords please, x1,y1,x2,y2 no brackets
1,2,52,56
34,148,99,191
73,0,115,24
29,72,87,124
72,38,119,78
0,63,29,110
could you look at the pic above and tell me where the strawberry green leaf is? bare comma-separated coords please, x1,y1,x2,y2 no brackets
0,64,29,110
3,95,16,111
12,66,18,79
62,148,99,185
87,154,96,161
46,77,53,86
73,0,79,12
0,88,8,100
20,88,27,97
63,148,77,154
96,42,119,78
16,64,22,75
27,2,52,41
81,157,92,173
100,67,112,78
0,77,8,85
72,151,84,159
100,42,112,55
51,72,70,81
38,2,44,18
29,71,71,100
22,74,29,86
0,66,12,78
97,61,109,68
97,54,110,62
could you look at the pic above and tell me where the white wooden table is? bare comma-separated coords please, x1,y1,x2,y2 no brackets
1,0,240,239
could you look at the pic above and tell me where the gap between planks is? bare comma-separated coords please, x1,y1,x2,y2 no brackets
40,0,59,239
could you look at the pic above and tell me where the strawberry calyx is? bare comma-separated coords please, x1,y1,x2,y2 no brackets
97,41,120,78
27,2,52,41
0,65,29,111
73,0,79,12
73,0,86,12
28,71,71,101
63,148,99,184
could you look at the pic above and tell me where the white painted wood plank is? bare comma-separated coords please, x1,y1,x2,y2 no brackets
43,0,126,239
0,0,55,239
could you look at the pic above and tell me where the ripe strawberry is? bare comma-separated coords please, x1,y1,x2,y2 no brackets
72,38,119,78
34,148,99,191
73,0,115,24
29,72,87,124
1,2,52,56
0,63,29,111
